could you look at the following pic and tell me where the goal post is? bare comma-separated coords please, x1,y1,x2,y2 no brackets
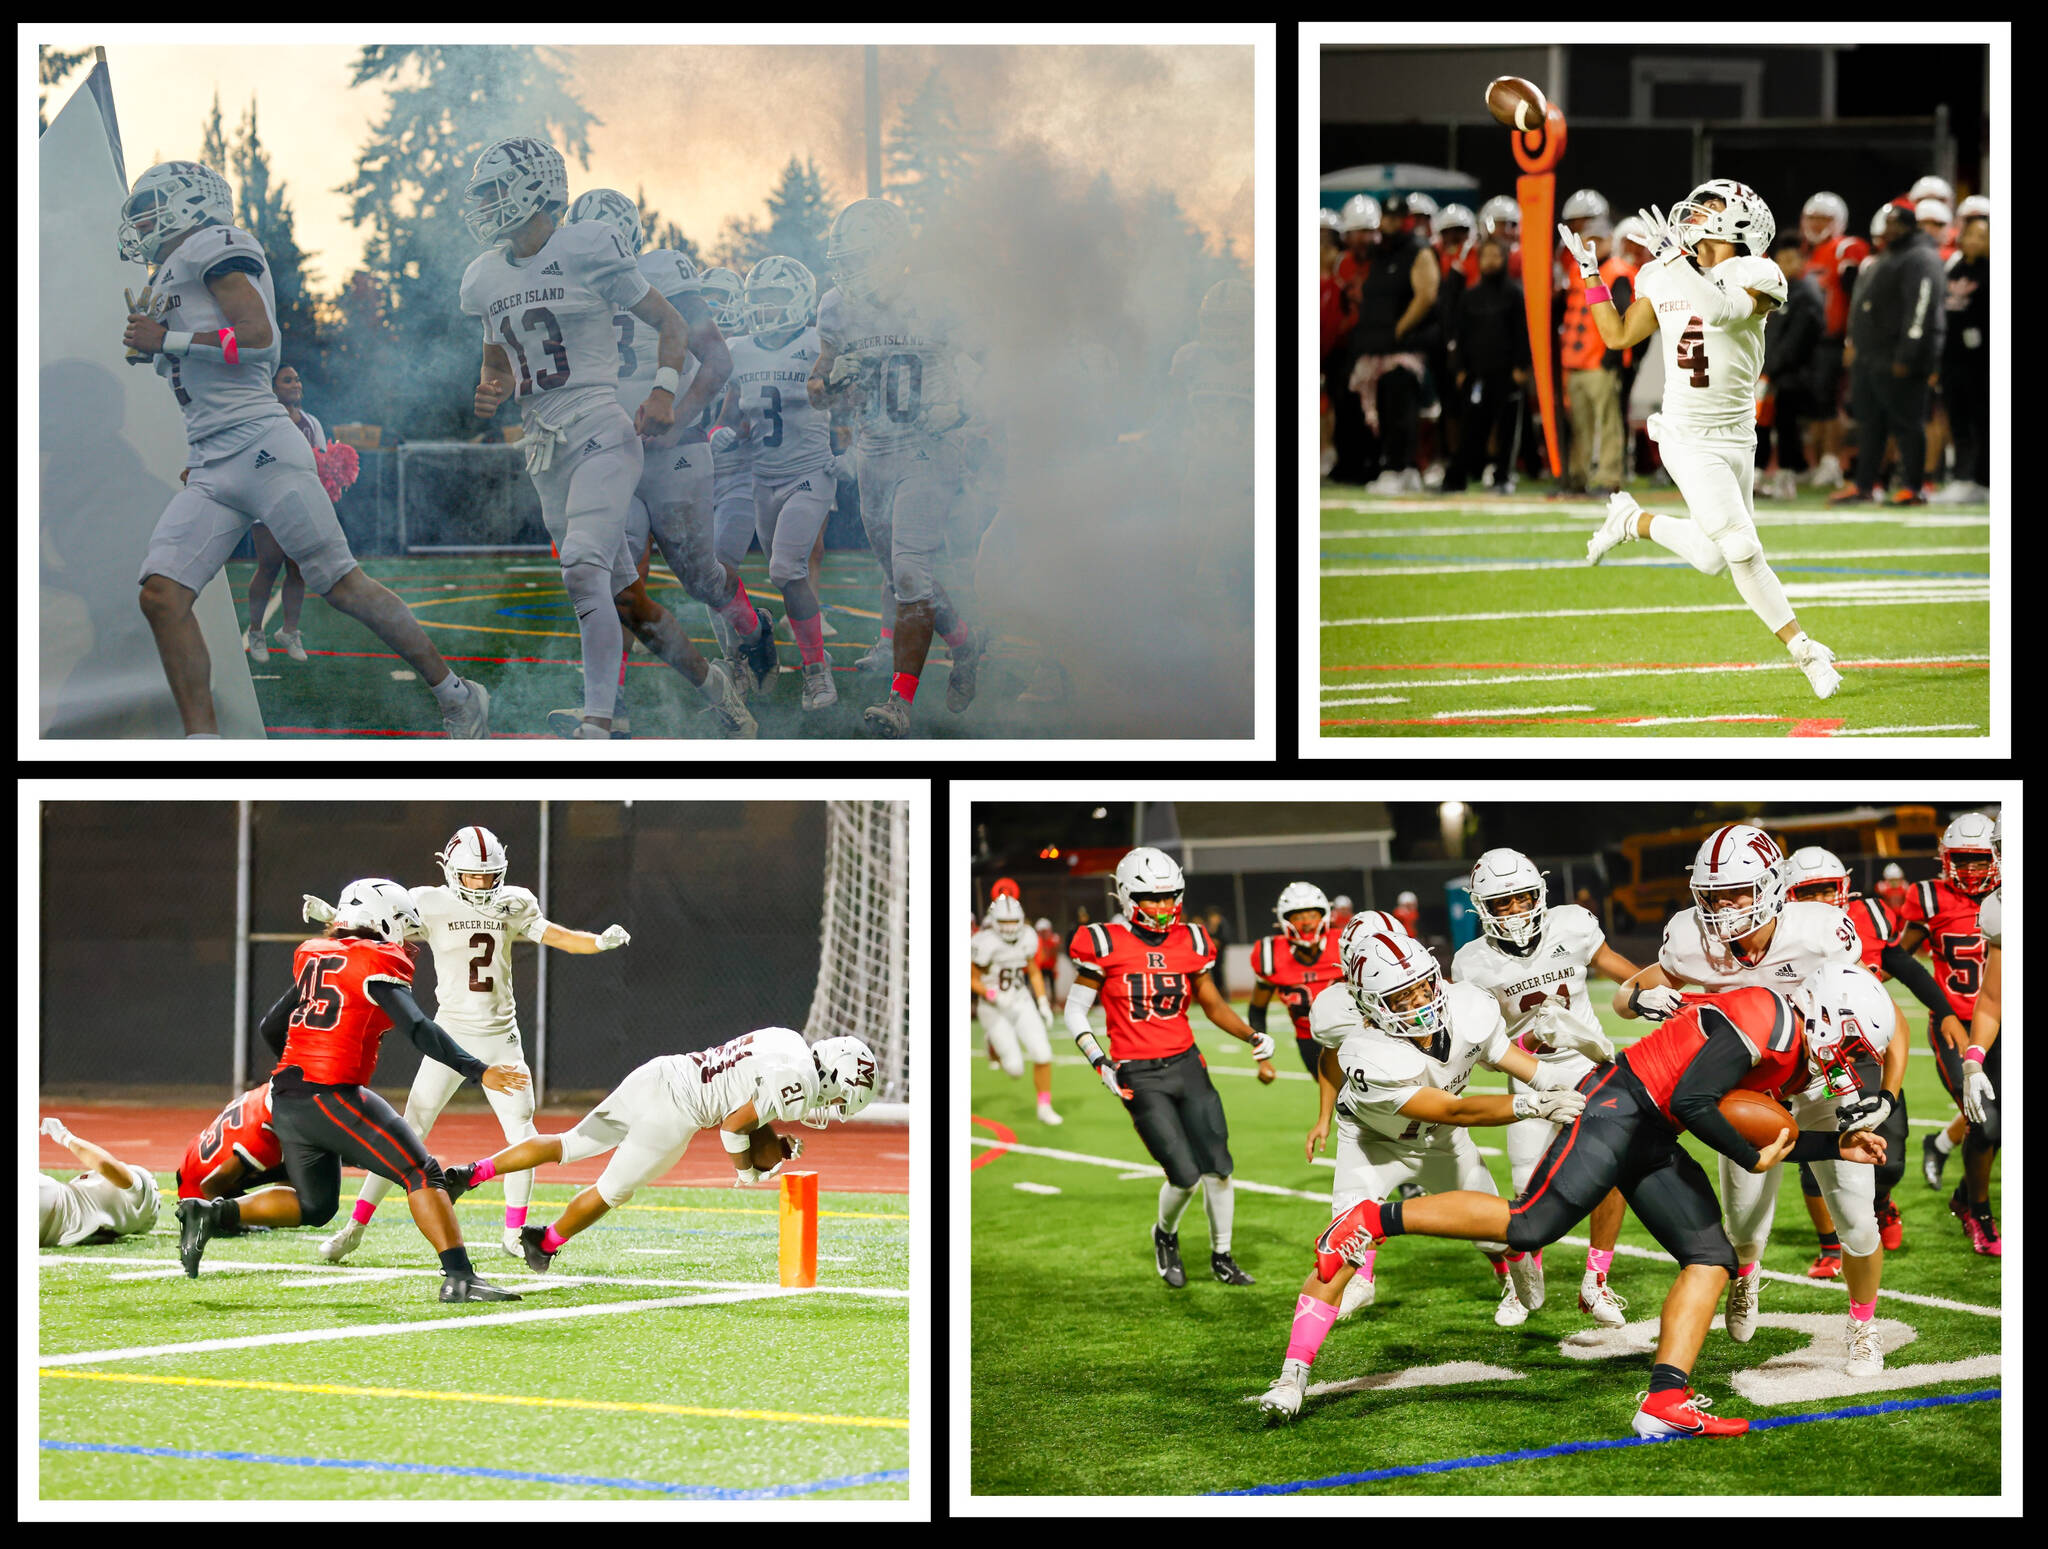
804,799,910,1123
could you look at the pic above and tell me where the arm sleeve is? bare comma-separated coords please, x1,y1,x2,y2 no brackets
1881,945,1950,1018
367,979,490,1081
256,983,301,1055
1065,982,1098,1042
1667,1028,1765,1168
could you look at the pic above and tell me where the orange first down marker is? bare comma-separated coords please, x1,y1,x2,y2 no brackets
779,1170,818,1288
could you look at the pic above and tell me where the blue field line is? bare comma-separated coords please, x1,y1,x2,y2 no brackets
1214,1387,2000,1495
38,1439,905,1498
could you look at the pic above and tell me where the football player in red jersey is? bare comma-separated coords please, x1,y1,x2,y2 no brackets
173,883,529,1299
1895,813,2001,1252
1780,846,1955,1261
1066,846,1274,1289
1262,970,1891,1434
1248,882,1346,1077
176,1082,288,1205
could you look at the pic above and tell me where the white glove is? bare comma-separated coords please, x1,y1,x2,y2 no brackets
1961,1060,1996,1125
1636,204,1681,260
827,354,862,388
40,1115,75,1146
302,894,337,924
597,923,631,951
1513,1088,1587,1123
1036,995,1054,1024
1249,1032,1276,1062
1633,985,1685,1022
709,426,738,454
1556,223,1601,285
1546,1018,1614,1063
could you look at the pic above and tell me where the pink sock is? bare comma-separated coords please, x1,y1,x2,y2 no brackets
720,581,760,636
541,1225,568,1254
352,1198,376,1225
1586,1247,1614,1275
1285,1293,1340,1365
470,1158,499,1186
790,612,826,665
892,671,919,702
879,627,894,642
504,1206,528,1230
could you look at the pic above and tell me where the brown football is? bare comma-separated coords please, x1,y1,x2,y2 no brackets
749,1127,786,1170
1718,1089,1799,1149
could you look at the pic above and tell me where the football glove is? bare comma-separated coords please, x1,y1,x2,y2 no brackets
597,923,631,950
1513,1089,1587,1123
1249,1031,1276,1062
1837,1089,1894,1134
1635,204,1681,261
302,894,337,925
1631,984,1686,1022
1961,1059,1996,1125
1557,224,1602,285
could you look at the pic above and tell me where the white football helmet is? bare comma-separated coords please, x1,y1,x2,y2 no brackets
1956,195,1990,223
1671,179,1775,257
1689,823,1787,942
1909,175,1955,207
1274,882,1332,948
1560,188,1610,226
1782,846,1850,909
986,893,1027,944
1478,194,1521,239
1336,911,1412,976
1796,963,1897,1069
1938,813,2000,897
1469,847,1549,949
1338,193,1381,234
567,187,643,254
1199,277,1254,362
1435,203,1477,235
336,877,421,942
118,161,234,265
696,267,746,333
1345,931,1447,1043
1113,847,1186,932
745,254,818,336
436,825,509,909
1801,191,1848,245
826,197,911,302
332,877,417,944
1319,207,1342,235
463,137,567,246
805,1035,879,1128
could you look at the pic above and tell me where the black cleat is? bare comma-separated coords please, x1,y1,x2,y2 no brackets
439,1162,478,1205
1211,1251,1256,1285
1153,1224,1186,1288
176,1197,221,1278
439,1272,522,1303
518,1224,558,1275
743,606,780,688
1921,1131,1950,1191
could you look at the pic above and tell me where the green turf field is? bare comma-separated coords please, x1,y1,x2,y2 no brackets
225,550,1030,739
969,991,2000,1495
1319,488,1990,737
39,1180,908,1500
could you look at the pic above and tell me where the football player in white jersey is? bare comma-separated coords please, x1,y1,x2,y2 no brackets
1262,930,1589,1419
435,1027,875,1273
716,256,841,712
120,160,490,738
1453,848,1651,1326
1297,932,1588,1324
38,1114,162,1247
1612,823,1895,1372
300,826,633,1262
1577,181,1844,700
971,895,1061,1124
456,143,753,740
811,197,989,737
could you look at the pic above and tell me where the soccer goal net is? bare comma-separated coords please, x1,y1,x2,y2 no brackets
805,799,910,1121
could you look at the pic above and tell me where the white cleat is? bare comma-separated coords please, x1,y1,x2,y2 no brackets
274,627,309,663
1495,1276,1530,1326
863,690,913,738
1587,492,1643,564
502,1227,527,1261
1259,1368,1307,1424
1579,1271,1629,1328
1843,1314,1884,1376
1337,1270,1376,1320
702,662,759,738
1509,1248,1545,1311
320,1219,366,1262
1791,634,1843,700
441,677,491,738
244,626,270,664
1036,1105,1064,1126
1724,1263,1760,1342
800,658,839,711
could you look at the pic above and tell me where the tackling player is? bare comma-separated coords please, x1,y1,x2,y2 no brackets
1065,847,1274,1289
301,827,632,1262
